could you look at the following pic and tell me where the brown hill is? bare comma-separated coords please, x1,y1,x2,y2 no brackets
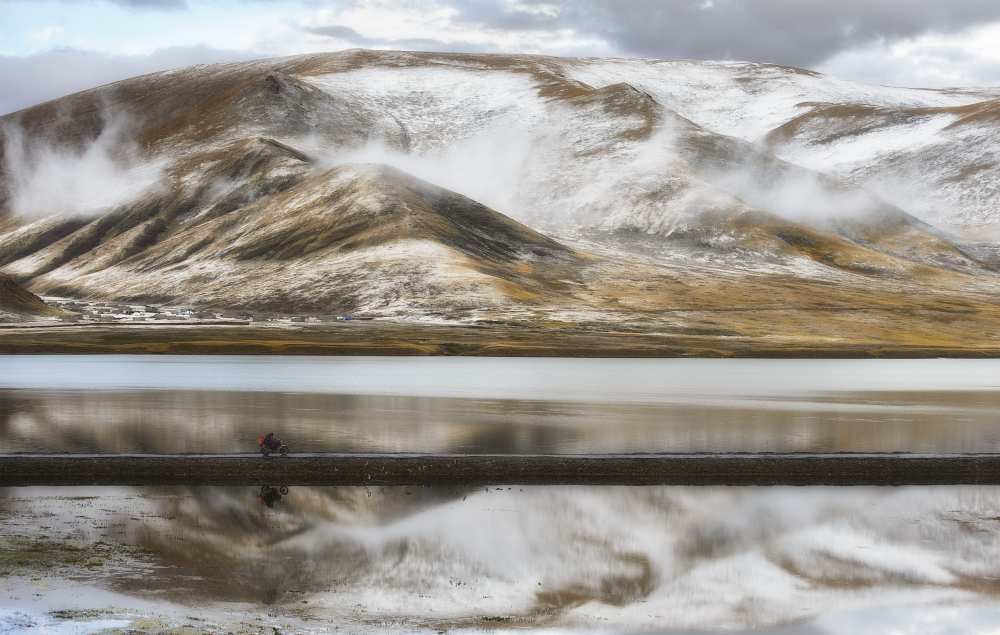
0,273,58,320
11,156,580,318
0,49,998,339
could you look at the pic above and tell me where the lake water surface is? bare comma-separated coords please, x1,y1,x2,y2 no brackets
2,355,1000,454
5,483,1000,634
5,356,1000,634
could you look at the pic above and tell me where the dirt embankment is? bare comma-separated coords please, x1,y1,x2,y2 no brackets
1,321,1000,358
4,452,1000,486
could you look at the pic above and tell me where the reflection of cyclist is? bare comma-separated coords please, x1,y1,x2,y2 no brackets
258,485,282,508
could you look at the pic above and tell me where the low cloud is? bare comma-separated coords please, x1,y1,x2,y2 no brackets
292,109,888,236
2,108,166,218
711,165,884,225
294,122,535,220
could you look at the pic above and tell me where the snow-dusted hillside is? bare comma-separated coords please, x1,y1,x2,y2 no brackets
763,100,1000,230
0,49,999,328
561,58,1000,232
565,58,991,139
291,54,993,243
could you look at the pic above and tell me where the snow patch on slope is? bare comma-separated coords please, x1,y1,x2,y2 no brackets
564,59,981,141
776,114,959,172
306,67,547,153
301,67,547,219
771,115,1000,228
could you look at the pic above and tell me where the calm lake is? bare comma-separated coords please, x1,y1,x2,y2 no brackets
6,483,1000,634
5,356,1000,633
2,355,1000,454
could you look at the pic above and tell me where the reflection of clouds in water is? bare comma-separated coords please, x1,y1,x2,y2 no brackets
121,485,1000,631
525,603,1000,633
814,604,1000,635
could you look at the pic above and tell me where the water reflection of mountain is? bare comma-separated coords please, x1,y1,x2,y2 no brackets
6,384,1000,628
4,387,1000,455
78,483,1000,629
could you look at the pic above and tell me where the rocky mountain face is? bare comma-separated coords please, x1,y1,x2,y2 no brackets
1,50,999,336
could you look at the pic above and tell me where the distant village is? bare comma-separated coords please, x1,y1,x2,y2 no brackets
42,297,363,325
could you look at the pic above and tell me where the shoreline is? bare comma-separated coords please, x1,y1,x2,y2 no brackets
2,322,1000,358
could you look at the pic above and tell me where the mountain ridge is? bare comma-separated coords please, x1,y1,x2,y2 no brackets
1,49,999,344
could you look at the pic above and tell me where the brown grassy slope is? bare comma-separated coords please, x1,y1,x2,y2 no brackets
0,62,406,186
20,162,584,313
0,48,981,279
4,317,1000,357
0,273,59,318
0,215,90,269
112,161,576,272
216,164,574,263
1,137,314,279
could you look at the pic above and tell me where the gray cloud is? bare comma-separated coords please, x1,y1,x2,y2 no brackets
0,46,259,115
305,24,491,54
449,0,1000,68
820,38,1000,88
18,1,1000,71
20,1,1000,71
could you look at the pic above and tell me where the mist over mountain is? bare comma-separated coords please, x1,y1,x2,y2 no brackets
1,49,999,337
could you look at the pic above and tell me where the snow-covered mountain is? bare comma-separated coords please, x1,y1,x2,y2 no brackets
1,50,999,330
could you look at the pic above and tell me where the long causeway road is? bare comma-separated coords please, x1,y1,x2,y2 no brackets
4,453,1000,486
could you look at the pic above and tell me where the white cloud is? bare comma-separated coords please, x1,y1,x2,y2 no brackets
297,1,611,58
2,109,167,218
819,21,1000,87
28,25,65,44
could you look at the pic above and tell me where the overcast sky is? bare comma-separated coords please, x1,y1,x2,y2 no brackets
3,0,1000,114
